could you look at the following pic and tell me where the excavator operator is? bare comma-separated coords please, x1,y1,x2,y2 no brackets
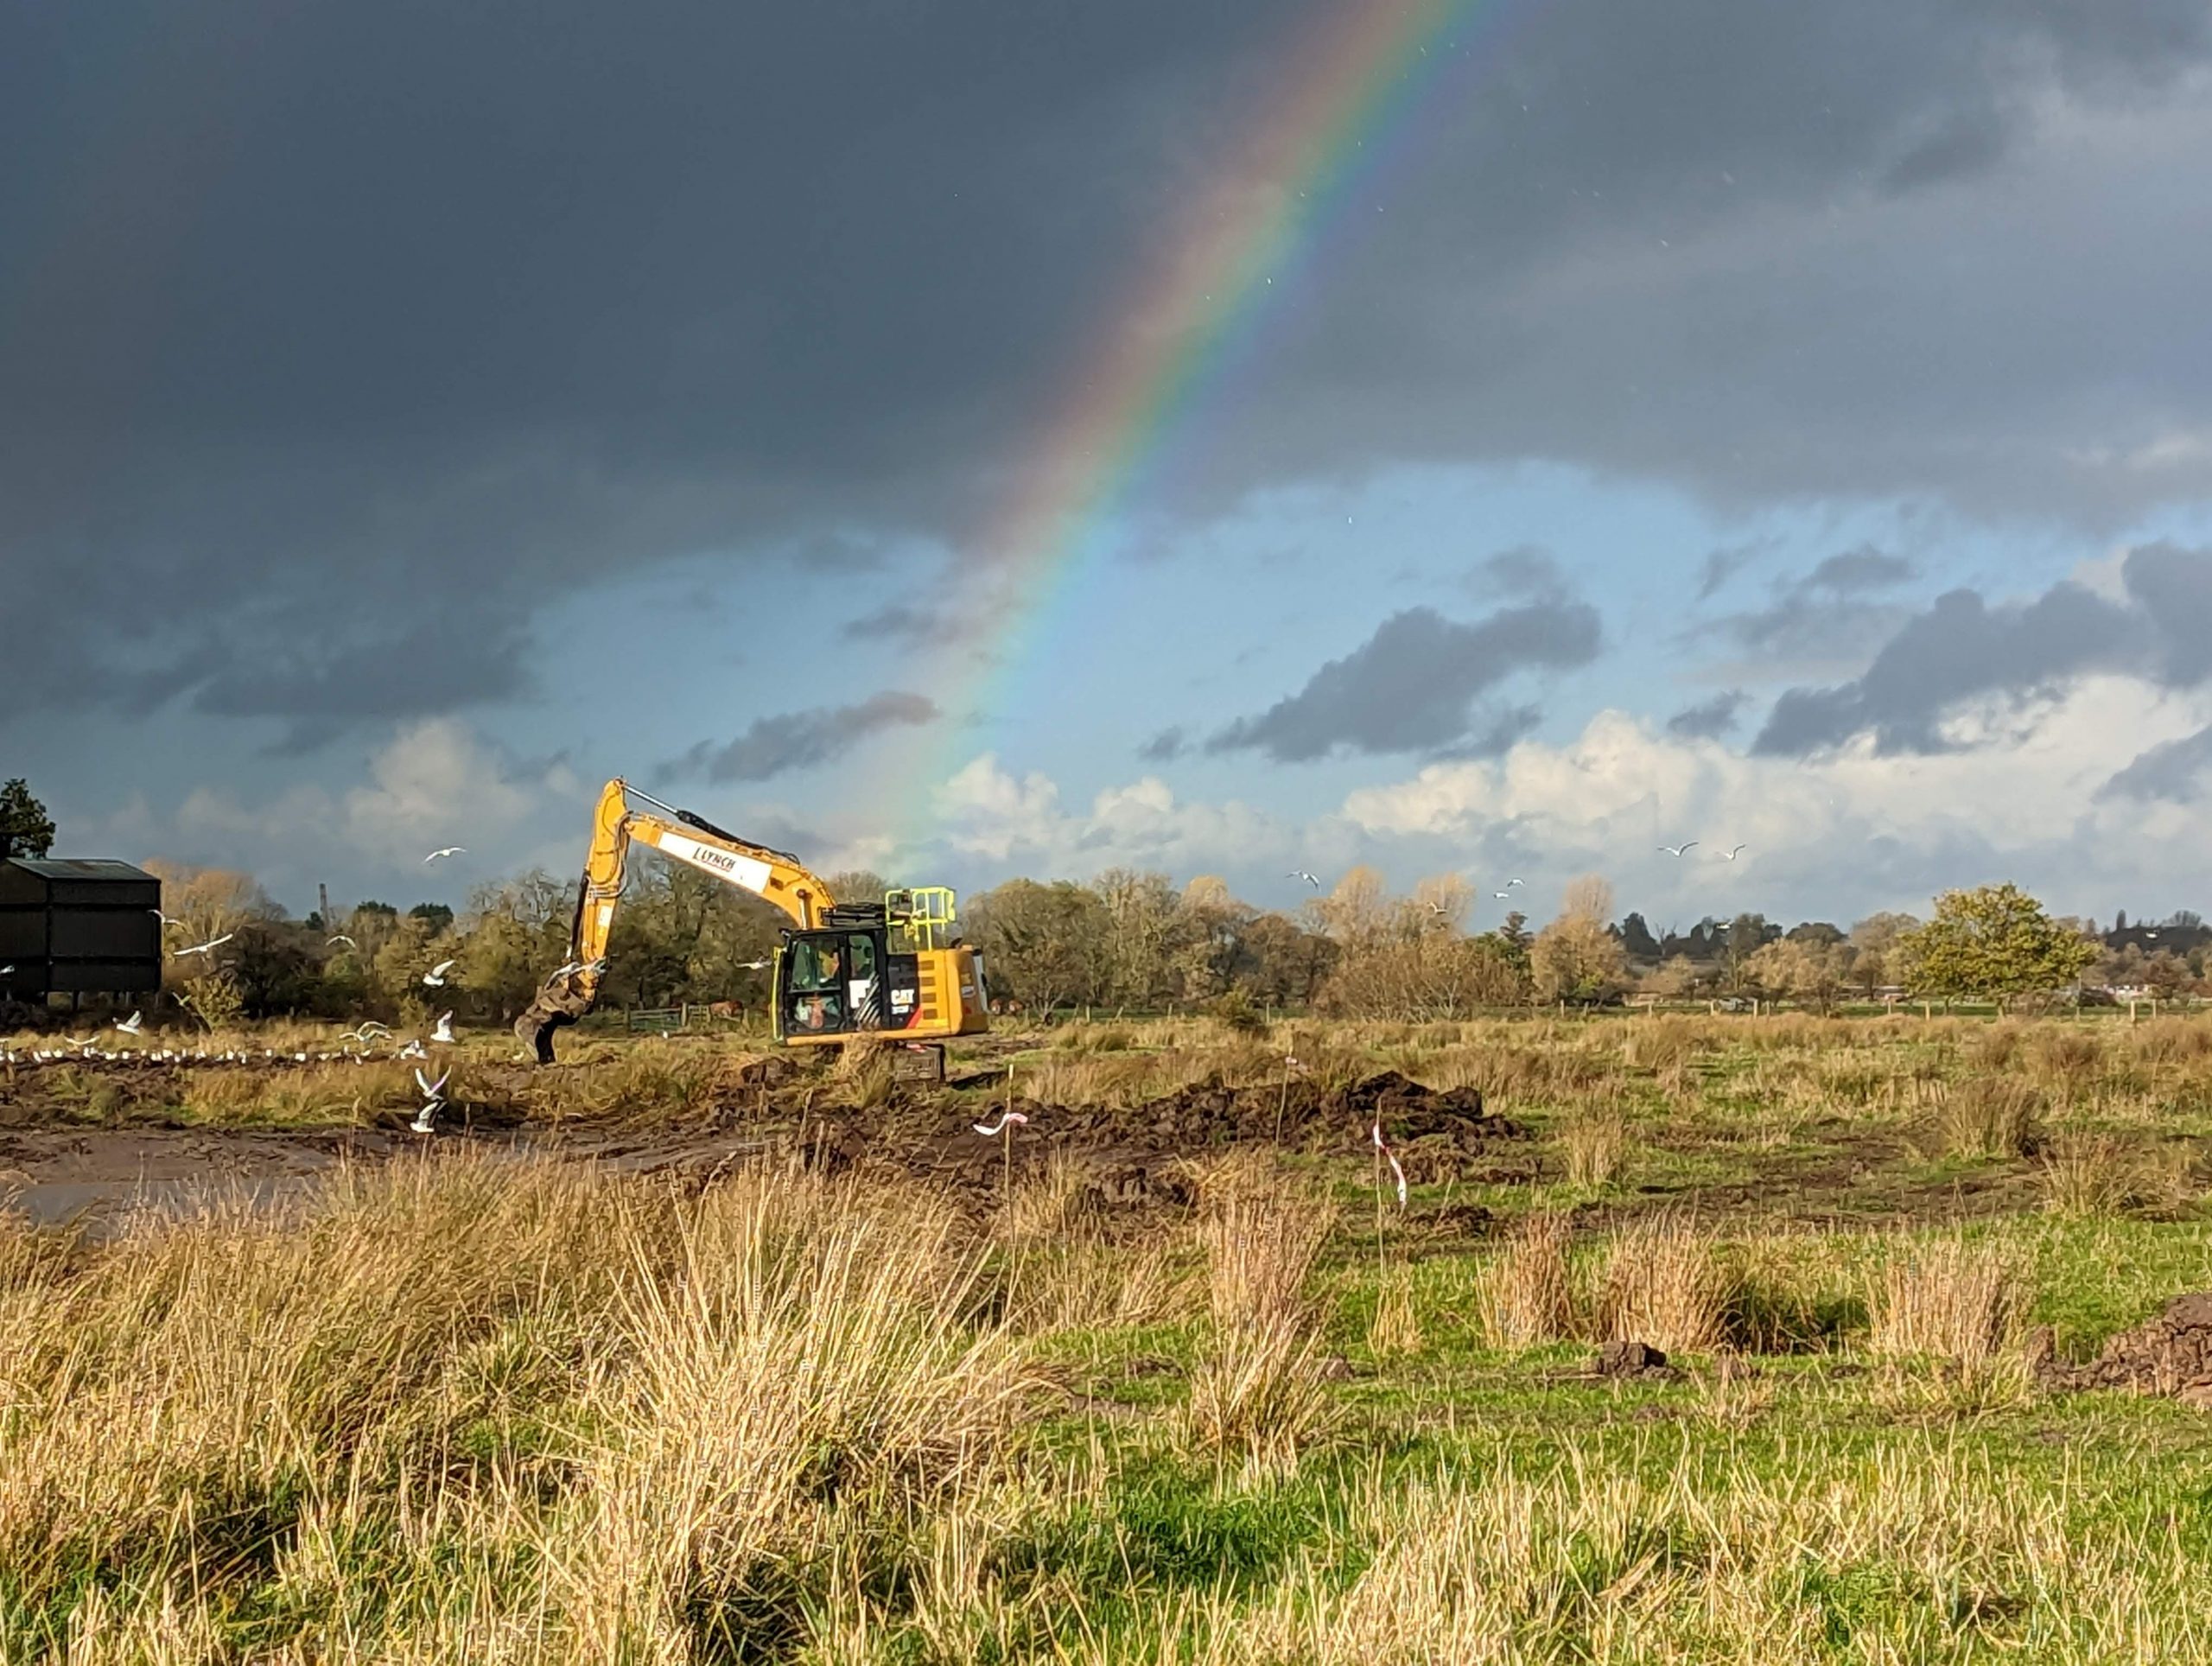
788,939,844,1032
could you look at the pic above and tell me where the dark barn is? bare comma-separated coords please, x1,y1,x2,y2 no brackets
0,860,162,1008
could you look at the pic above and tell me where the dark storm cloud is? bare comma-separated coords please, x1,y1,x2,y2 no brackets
664,691,938,784
1754,542,2212,755
1805,549,1916,594
2098,727,2212,804
1697,545,1918,677
1468,545,1566,601
3,0,2210,751
1209,601,1599,762
1695,544,1770,602
1667,691,1750,739
1137,727,1189,763
841,603,944,644
1879,105,2011,194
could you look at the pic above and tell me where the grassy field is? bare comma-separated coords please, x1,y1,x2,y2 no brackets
3,1012,2212,1661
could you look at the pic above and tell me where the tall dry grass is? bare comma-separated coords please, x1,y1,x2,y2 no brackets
1476,1211,1577,1347
1597,1214,1738,1353
1183,1184,1339,1464
1867,1237,2025,1370
0,1154,1041,1659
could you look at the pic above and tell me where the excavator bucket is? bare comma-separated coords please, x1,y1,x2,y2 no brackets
515,985,592,1064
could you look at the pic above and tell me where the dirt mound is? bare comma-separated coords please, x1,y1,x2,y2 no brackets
1592,1339,1683,1383
2035,1294,2212,1403
976,1071,1524,1159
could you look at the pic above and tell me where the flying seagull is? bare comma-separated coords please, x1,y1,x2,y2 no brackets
149,908,170,925
1719,843,1748,862
1493,890,1516,900
1657,843,1700,858
423,847,466,863
175,933,234,957
414,1066,449,1100
972,1110,1029,1138
1504,877,1525,888
115,1011,143,1036
431,1011,455,1044
410,1098,442,1135
1287,870,1322,888
327,934,356,948
422,959,456,987
1427,901,1450,916
738,959,772,970
0,964,12,975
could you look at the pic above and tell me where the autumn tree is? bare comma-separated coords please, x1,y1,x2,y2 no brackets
1744,937,1846,1010
0,779,54,859
1846,911,1920,996
1529,874,1627,1003
965,879,1109,1015
1894,884,2097,1010
1091,868,1184,1008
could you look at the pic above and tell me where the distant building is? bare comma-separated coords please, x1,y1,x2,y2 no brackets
0,859,162,1008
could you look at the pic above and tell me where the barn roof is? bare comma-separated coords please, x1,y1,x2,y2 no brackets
1,859,156,881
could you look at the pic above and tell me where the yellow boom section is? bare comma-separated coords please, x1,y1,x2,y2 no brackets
516,778,841,1060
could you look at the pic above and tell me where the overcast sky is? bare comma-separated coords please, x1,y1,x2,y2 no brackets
7,0,2212,932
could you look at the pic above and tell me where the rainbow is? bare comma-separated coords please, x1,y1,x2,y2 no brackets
887,0,1519,855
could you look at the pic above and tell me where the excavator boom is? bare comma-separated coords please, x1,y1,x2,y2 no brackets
515,779,842,1061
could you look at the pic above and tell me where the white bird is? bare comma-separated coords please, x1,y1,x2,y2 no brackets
431,1012,454,1044
397,1039,428,1060
1719,843,1748,862
327,934,356,948
1657,843,1700,858
423,847,466,863
115,1011,143,1036
1427,902,1450,917
1287,870,1322,888
972,1110,1029,1138
175,933,234,957
422,959,455,987
0,964,12,975
149,909,170,925
738,959,772,970
1493,890,1515,900
410,1100,442,1135
1504,877,1525,888
415,1066,449,1099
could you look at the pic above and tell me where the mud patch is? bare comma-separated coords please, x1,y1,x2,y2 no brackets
2034,1294,2212,1404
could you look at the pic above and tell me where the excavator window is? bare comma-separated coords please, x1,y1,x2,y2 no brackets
787,938,842,992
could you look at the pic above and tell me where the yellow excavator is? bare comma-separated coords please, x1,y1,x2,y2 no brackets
515,779,989,1068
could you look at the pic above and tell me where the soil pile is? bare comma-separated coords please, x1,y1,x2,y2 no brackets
972,1070,1523,1160
2036,1294,2212,1403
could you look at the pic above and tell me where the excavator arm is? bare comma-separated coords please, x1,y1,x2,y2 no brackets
515,779,841,1061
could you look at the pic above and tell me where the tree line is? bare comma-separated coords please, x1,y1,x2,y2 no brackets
80,861,2152,1027
0,779,2187,1023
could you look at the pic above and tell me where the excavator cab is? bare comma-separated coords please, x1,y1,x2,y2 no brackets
772,888,982,1049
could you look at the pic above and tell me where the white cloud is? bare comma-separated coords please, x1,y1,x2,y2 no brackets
1343,678,2212,922
156,720,583,901
932,754,1289,876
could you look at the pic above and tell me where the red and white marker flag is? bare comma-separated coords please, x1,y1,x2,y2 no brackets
1370,1121,1408,1206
